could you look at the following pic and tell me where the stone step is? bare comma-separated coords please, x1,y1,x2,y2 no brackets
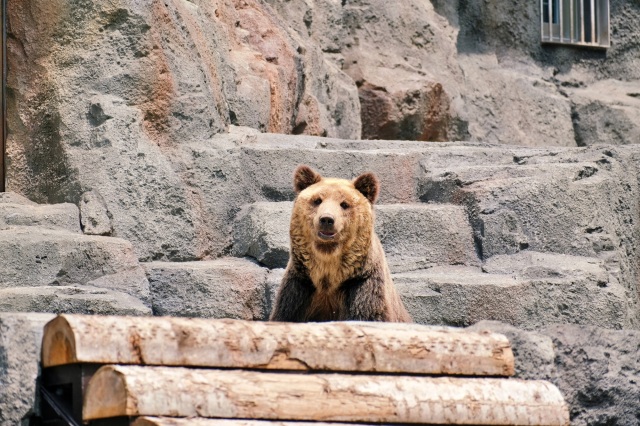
0,313,57,425
144,258,280,320
0,194,80,233
0,286,151,316
394,252,627,330
420,160,630,260
0,192,38,206
232,201,479,272
0,227,150,304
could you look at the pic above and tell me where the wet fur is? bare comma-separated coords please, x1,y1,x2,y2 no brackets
270,166,412,323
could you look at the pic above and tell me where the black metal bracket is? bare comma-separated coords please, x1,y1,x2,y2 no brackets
39,364,102,426
38,382,82,426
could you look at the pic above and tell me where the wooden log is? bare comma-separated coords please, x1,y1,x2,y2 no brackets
133,418,357,426
84,366,569,425
42,314,514,376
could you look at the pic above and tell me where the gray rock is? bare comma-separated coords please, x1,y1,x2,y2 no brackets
268,0,468,141
469,321,640,426
458,56,575,146
145,259,269,320
569,80,640,146
79,190,113,236
0,227,150,304
483,251,610,281
233,202,293,269
544,325,640,425
420,146,640,328
394,263,626,329
85,267,151,305
0,192,36,206
0,313,56,425
0,286,151,316
376,204,478,272
234,141,427,204
423,160,618,258
5,0,360,252
467,321,556,381
0,202,80,233
232,201,479,272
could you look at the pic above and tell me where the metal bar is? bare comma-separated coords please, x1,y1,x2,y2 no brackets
558,0,563,42
600,0,611,46
591,0,596,43
39,384,83,426
548,0,553,41
541,0,545,41
580,0,585,43
570,0,574,42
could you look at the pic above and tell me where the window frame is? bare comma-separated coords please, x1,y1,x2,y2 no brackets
540,0,610,49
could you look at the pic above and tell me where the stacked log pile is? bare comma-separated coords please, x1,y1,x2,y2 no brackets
40,315,569,425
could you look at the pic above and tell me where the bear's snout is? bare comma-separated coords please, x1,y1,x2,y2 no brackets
318,214,337,240
319,214,335,227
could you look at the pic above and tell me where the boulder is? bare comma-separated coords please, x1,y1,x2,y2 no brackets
233,202,292,269
144,258,269,320
0,227,150,305
79,190,114,236
395,262,626,330
0,200,80,233
0,192,37,205
0,313,56,425
185,138,426,258
569,79,640,147
0,286,151,316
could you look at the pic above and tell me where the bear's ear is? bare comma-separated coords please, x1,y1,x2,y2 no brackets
353,172,379,204
293,165,322,193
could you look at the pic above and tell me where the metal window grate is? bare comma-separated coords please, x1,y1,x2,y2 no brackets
541,0,610,48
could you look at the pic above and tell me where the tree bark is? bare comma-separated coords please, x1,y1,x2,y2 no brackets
84,365,569,425
133,418,356,426
42,314,514,376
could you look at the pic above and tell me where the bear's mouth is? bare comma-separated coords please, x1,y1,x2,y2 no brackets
317,230,337,240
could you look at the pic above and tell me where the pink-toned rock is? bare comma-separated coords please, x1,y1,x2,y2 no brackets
5,0,360,260
359,81,451,141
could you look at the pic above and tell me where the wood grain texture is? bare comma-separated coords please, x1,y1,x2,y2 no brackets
41,314,514,376
133,418,359,426
84,366,569,425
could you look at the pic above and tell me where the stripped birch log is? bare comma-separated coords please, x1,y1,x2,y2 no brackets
42,314,514,376
133,418,359,426
84,366,569,425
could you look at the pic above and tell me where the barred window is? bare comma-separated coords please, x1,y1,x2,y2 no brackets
541,0,610,48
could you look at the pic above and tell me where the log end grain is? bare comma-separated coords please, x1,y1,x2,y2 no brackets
83,365,131,420
41,315,77,368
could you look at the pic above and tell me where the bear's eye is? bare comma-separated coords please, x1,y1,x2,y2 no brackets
313,198,322,206
340,201,350,210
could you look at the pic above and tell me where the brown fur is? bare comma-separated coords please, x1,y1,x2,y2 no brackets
270,165,412,323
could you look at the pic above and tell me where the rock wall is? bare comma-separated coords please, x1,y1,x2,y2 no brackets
270,0,640,145
5,1,640,260
5,0,360,203
2,1,640,423
470,321,640,426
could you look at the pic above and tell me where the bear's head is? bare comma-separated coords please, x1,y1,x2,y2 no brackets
290,165,379,259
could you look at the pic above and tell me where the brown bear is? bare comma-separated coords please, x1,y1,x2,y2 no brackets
269,165,412,322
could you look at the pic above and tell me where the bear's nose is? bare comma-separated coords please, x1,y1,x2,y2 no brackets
319,215,335,227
